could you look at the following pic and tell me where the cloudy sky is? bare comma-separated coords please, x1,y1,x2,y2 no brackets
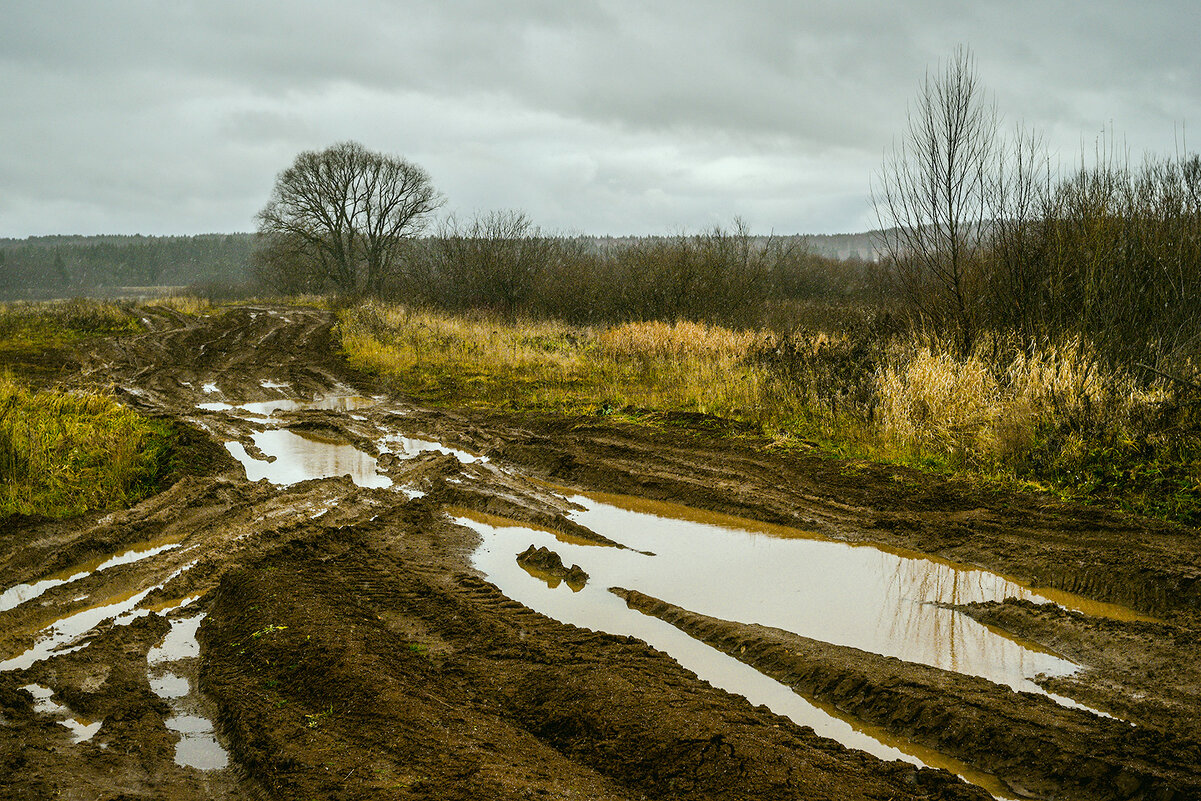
2,1,1196,238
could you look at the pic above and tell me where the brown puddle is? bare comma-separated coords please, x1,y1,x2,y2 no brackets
0,561,199,671
226,429,392,489
148,613,231,771
198,394,378,416
463,491,1159,799
0,534,184,613
583,490,1153,624
22,683,102,743
467,510,1020,797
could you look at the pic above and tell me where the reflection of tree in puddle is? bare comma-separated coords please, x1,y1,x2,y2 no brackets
879,553,1044,679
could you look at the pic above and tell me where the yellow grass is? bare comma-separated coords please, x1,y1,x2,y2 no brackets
146,295,217,316
337,300,1198,521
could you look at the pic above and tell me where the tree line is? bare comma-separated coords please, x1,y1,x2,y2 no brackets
0,234,255,300
252,142,880,327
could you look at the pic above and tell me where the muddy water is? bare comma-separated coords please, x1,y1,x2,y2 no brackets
226,430,392,488
381,435,488,464
22,683,102,743
471,493,1088,693
0,537,182,613
466,511,1022,798
148,613,231,771
202,393,394,488
466,491,1151,798
0,561,198,672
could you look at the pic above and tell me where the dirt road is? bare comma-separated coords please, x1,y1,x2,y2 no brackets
1,305,1199,800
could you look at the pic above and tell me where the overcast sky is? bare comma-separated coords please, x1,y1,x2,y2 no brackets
2,1,1197,238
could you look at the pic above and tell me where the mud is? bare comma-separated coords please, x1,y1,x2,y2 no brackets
516,545,589,590
1,304,1198,800
613,588,1201,801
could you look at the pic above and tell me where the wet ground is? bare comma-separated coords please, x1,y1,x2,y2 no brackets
1,305,1200,800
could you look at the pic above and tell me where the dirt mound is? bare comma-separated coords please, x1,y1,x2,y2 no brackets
516,544,589,588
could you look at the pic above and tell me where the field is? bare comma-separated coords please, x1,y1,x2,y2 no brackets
338,300,1201,525
1,301,1199,800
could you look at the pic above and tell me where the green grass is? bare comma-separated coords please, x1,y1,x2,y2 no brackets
0,372,178,518
0,298,144,381
0,299,179,519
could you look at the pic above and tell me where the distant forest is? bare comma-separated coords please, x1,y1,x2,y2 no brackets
0,234,257,300
0,231,877,302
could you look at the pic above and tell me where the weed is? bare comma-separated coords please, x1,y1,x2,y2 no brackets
305,705,335,728
337,300,1201,526
251,624,288,639
0,371,176,518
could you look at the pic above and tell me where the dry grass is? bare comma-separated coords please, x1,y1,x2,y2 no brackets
337,300,1200,523
875,340,1173,470
145,295,217,316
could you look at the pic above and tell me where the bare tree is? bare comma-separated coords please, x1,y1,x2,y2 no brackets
874,46,998,354
255,142,442,295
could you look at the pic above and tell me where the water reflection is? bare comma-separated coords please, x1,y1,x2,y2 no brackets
466,511,1019,797
148,613,231,771
22,683,101,743
0,537,182,613
226,429,391,488
554,494,1076,692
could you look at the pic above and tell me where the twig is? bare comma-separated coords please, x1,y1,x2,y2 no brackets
1136,363,1201,393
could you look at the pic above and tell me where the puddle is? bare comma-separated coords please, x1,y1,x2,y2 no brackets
0,539,182,613
470,495,1085,694
0,562,197,672
148,614,203,663
467,511,1020,797
464,493,1151,798
148,613,231,771
226,429,392,488
238,395,376,416
166,715,229,770
22,683,102,743
150,672,191,698
383,436,487,464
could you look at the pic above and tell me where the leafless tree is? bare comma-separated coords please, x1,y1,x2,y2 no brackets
255,142,442,295
874,46,998,355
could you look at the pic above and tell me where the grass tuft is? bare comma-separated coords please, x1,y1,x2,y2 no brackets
0,372,177,518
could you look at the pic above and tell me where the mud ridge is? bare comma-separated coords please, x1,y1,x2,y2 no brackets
613,587,1201,801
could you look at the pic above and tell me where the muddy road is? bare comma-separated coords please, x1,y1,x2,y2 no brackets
2,305,1200,800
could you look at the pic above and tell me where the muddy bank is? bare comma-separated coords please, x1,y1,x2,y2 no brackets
198,513,987,801
613,588,1201,801
956,598,1201,740
440,412,1201,619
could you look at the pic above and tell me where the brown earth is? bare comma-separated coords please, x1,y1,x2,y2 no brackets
1,304,1199,800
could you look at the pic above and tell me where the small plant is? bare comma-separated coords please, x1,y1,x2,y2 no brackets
305,705,335,728
251,624,288,639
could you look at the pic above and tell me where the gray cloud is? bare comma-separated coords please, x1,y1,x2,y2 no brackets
1,0,1196,237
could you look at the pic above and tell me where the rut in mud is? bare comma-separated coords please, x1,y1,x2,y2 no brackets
2,305,1200,801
